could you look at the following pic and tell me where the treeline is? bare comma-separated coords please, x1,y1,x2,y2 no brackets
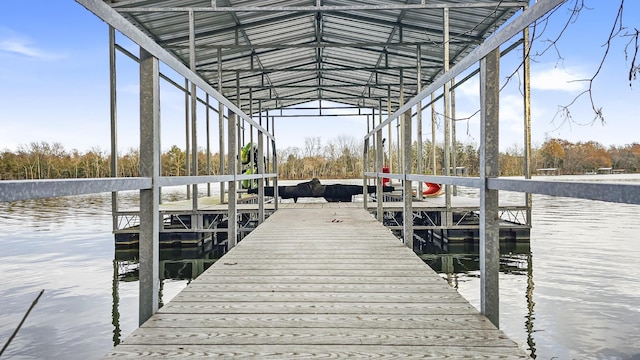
1,137,638,180
0,142,221,180
535,138,640,174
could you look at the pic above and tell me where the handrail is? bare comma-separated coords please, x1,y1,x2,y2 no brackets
0,178,150,202
0,173,279,203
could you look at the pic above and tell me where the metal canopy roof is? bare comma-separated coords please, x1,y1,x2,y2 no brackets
107,0,527,115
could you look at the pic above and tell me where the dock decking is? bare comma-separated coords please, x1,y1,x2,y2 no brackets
106,206,530,358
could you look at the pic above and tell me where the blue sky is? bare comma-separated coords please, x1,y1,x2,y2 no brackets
0,1,638,154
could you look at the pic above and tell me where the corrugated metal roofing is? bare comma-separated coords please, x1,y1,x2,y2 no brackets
107,0,527,114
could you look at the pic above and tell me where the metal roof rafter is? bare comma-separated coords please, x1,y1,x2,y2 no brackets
113,3,529,12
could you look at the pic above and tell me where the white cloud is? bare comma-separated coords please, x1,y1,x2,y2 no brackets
0,28,62,60
531,66,589,92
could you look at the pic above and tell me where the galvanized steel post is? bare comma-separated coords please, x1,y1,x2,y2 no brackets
443,7,452,226
109,26,119,233
138,48,160,325
184,78,191,199
401,73,413,247
257,128,265,224
227,110,238,249
479,48,501,327
363,138,369,210
431,93,436,175
189,10,199,210
523,9,533,226
376,102,384,223
416,44,423,197
218,48,225,204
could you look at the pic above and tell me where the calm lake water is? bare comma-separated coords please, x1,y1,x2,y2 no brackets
1,176,639,359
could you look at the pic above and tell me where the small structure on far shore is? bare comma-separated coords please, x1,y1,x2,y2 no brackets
536,168,559,176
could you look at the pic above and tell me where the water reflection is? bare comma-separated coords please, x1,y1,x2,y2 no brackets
111,242,223,346
418,241,537,357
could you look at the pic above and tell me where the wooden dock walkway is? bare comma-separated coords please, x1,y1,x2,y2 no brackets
105,206,530,358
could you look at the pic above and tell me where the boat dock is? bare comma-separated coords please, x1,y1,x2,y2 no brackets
114,193,530,247
105,206,529,358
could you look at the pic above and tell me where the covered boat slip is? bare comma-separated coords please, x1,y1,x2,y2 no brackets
105,207,530,358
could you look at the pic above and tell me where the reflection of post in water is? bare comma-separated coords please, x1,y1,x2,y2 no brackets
111,259,121,346
112,243,223,341
525,251,537,358
159,279,164,309
440,255,459,289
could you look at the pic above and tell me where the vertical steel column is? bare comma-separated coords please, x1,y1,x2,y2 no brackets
479,48,501,327
401,72,413,248
227,110,238,249
258,100,265,223
249,90,255,181
206,94,211,196
185,78,191,199
376,99,384,222
523,9,533,226
272,132,279,210
363,138,369,210
451,78,458,196
138,48,160,325
236,73,242,198
376,126,384,222
218,48,225,204
257,131,265,224
431,93,436,175
109,26,119,232
387,86,393,174
188,10,198,210
443,7,452,226
265,111,270,186
416,44,424,197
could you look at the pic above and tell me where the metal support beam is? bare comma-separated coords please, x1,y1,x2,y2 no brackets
451,78,458,195
443,7,453,227
416,44,423,197
523,9,533,226
363,138,369,210
257,128,265,224
138,48,160,325
184,78,191,199
109,26,119,232
227,110,238,249
114,2,528,12
376,125,384,223
400,73,413,247
479,48,501,328
189,10,199,210
218,48,226,204
206,94,211,196
431,93,436,176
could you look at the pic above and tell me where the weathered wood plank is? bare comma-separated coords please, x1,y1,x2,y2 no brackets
175,282,459,293
192,275,448,284
105,344,530,358
170,291,466,303
120,327,519,346
155,302,478,315
140,313,499,330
